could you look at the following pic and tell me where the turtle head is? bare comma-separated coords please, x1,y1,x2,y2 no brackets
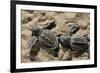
32,26,43,37
59,35,71,48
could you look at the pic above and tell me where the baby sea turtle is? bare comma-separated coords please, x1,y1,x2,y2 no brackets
28,26,58,61
28,27,58,49
59,35,88,51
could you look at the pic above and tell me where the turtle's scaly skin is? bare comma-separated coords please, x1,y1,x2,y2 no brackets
70,35,88,51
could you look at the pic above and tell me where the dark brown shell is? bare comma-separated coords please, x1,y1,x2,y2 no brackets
70,35,88,51
39,30,58,49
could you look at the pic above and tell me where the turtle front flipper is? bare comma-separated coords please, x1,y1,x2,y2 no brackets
29,41,40,61
67,23,79,36
27,36,40,61
27,36,38,49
